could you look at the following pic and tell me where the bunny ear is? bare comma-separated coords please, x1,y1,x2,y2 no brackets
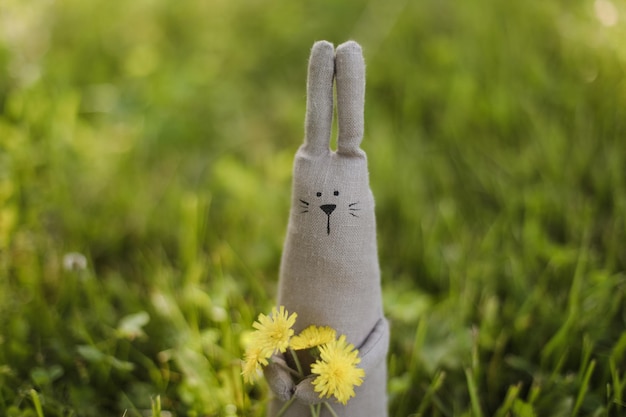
303,41,335,156
335,41,365,157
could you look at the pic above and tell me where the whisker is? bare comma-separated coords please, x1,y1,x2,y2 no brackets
301,210,309,213
350,213,359,217
348,202,359,207
349,208,361,211
299,199,309,206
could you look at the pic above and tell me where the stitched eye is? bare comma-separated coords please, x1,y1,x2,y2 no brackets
334,191,339,196
316,192,322,197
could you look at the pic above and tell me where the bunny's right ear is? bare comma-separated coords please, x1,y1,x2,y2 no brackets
335,41,365,157
302,41,334,156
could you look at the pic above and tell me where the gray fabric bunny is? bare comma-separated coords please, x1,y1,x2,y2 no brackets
264,40,389,417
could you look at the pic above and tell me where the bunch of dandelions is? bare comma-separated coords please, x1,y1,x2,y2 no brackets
242,306,365,416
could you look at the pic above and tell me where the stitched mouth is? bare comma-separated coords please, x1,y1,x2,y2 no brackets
319,204,336,235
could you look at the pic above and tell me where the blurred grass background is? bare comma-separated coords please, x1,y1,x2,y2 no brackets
1,0,626,416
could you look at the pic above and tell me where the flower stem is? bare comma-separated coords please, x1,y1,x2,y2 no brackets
324,402,339,417
276,396,297,417
310,403,324,417
275,360,302,378
289,348,304,377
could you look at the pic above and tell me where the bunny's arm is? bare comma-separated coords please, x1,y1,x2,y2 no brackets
354,317,390,371
263,355,296,402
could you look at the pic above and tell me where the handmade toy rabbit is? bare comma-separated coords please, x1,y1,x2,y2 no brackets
264,40,389,417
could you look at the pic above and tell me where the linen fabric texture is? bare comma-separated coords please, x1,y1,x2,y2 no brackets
265,40,389,417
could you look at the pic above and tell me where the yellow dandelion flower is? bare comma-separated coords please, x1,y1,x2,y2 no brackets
252,306,298,355
241,345,269,384
290,325,337,350
311,335,365,405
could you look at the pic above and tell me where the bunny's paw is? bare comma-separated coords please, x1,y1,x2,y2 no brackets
294,375,324,405
263,356,296,402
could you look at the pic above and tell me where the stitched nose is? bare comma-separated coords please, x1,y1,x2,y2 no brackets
320,204,336,216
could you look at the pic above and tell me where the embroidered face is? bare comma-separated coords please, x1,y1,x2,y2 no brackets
299,189,360,235
290,151,374,240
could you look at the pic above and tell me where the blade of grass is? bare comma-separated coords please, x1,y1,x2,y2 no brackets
29,389,44,417
609,359,624,411
151,395,161,417
414,370,446,416
542,217,591,366
494,383,522,417
396,318,427,414
465,368,484,417
573,359,596,416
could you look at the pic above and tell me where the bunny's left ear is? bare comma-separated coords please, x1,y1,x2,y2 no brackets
335,41,366,157
302,41,335,156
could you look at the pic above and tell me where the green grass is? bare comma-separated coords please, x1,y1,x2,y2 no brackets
1,0,626,415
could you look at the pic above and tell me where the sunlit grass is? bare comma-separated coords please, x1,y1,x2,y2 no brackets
1,0,625,415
